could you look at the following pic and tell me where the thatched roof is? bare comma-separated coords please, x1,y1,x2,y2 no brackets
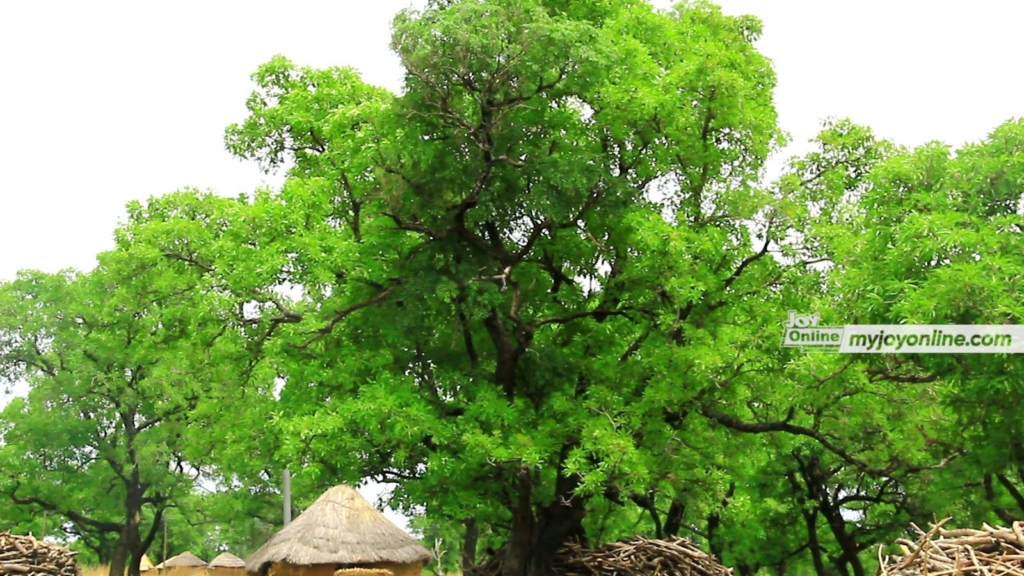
164,552,208,567
209,553,246,569
140,554,155,571
245,485,432,573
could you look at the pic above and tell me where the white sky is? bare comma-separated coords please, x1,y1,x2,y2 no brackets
2,0,1022,279
1,0,1023,534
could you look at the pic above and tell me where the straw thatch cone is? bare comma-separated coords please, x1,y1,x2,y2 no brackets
164,553,208,567
210,554,246,569
161,552,209,576
245,485,431,576
210,553,247,576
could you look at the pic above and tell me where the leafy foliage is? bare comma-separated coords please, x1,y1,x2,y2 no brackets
3,3,1024,576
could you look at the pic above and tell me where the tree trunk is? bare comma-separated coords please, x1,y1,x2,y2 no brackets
629,495,661,538
706,511,722,560
504,500,587,576
500,467,588,576
833,557,850,576
462,518,479,570
128,550,144,576
129,507,165,576
125,493,144,576
818,502,863,576
108,531,131,576
662,500,685,538
706,482,734,561
833,546,864,576
804,509,827,576
486,307,586,576
501,472,534,576
123,484,165,576
795,455,863,576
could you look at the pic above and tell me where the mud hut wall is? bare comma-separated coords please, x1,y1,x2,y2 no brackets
210,568,245,576
268,563,336,576
365,561,421,576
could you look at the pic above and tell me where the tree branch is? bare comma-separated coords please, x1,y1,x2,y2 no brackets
292,288,394,349
162,252,214,273
8,481,124,533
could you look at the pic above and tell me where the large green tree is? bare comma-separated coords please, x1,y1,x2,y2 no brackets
0,234,264,576
117,1,821,574
6,2,1017,576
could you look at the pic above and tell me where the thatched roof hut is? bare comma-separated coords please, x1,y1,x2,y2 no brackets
164,553,208,568
140,554,155,572
209,553,246,576
162,552,208,576
245,485,432,576
211,554,246,568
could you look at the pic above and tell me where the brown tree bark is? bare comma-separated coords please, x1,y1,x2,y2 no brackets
499,456,588,576
462,518,479,570
662,500,685,538
108,531,131,576
803,508,827,576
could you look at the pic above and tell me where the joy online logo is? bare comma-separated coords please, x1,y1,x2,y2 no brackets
782,311,844,350
786,311,820,328
782,311,1024,353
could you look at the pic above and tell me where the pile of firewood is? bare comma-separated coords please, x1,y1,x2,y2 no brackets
469,536,732,576
879,518,1024,575
0,533,80,576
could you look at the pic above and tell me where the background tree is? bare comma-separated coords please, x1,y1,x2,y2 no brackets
820,118,1024,527
0,232,263,576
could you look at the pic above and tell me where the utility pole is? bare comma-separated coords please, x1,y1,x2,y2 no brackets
283,469,292,526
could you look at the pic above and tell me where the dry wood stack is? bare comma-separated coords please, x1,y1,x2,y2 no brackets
469,536,732,576
0,533,80,576
878,518,1024,575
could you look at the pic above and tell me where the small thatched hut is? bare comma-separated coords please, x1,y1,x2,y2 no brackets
140,554,155,572
162,552,209,576
209,553,246,576
245,485,432,576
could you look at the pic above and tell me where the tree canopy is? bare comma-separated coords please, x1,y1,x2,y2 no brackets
2,2,1024,576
